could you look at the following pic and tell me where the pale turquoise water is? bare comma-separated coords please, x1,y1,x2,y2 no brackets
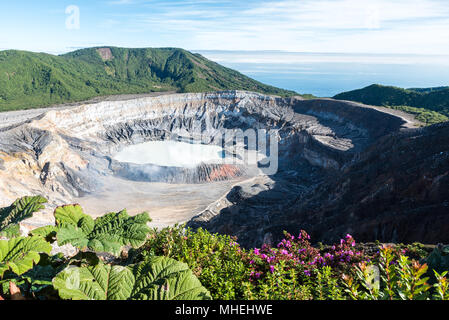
198,51,449,97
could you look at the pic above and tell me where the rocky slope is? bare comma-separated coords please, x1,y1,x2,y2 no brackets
284,122,449,245
1,90,440,246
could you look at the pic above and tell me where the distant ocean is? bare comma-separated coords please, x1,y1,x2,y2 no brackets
197,51,449,97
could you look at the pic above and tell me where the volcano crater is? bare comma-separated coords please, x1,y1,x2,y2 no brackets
0,91,418,244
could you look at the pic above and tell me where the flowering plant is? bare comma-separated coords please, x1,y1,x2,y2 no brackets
246,231,368,283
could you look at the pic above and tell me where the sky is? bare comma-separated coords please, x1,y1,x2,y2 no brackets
1,0,449,55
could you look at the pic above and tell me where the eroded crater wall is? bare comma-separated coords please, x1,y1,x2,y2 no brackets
0,91,409,232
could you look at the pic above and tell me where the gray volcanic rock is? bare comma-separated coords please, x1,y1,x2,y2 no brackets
0,90,417,240
190,122,449,248
283,122,449,245
111,161,246,184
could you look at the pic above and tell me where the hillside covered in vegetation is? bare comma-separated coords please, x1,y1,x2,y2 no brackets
0,47,296,112
334,84,449,125
1,196,449,301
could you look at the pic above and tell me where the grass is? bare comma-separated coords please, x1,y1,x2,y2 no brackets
384,105,449,126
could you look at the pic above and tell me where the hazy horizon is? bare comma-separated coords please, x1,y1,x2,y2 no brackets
196,50,449,96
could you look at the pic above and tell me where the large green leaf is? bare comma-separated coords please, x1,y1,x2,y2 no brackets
131,257,212,300
0,236,52,277
57,224,90,249
55,205,151,256
55,205,94,232
0,196,47,238
53,262,135,300
53,257,211,300
0,224,20,239
30,225,59,243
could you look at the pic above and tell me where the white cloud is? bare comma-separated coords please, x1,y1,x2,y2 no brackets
197,50,449,66
4,0,448,55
